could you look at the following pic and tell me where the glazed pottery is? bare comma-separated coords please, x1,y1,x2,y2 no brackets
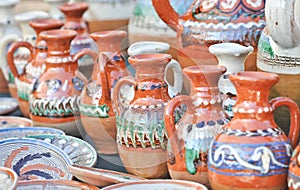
127,41,183,96
0,116,33,128
28,134,97,167
44,0,68,20
209,43,254,120
0,138,73,180
257,0,300,134
0,97,18,115
102,179,208,190
164,65,227,188
208,71,300,189
59,1,98,79
128,0,193,60
0,0,22,94
4,11,50,98
0,166,18,190
79,30,128,155
68,165,145,187
152,0,266,70
17,179,99,189
112,54,182,179
29,29,96,137
7,19,64,118
289,144,300,190
0,127,65,140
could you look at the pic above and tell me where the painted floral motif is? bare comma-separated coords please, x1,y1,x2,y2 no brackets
220,0,238,10
46,79,62,92
79,103,110,118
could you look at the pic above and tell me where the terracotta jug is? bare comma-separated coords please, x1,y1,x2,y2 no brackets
7,19,64,118
209,43,254,120
127,41,183,96
79,30,128,155
29,29,97,137
152,0,266,70
0,0,22,95
59,2,97,79
257,0,300,135
164,65,227,187
288,144,300,190
112,54,182,179
208,71,300,189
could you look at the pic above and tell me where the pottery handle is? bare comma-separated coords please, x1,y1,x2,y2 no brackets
73,48,98,64
270,97,300,149
164,95,192,157
152,0,179,31
0,34,20,80
7,41,35,79
112,76,136,116
164,59,183,98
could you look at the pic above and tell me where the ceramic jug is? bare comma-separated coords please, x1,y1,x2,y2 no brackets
0,10,49,98
164,65,227,188
0,0,22,94
257,0,300,134
59,2,98,79
208,71,300,189
288,144,300,190
209,43,254,120
7,19,64,118
128,0,192,61
29,29,97,137
112,54,182,179
79,30,128,155
152,0,266,70
44,0,67,21
127,41,183,96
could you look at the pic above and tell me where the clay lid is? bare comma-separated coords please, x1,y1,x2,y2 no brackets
40,29,77,40
29,19,64,35
128,53,172,66
229,71,279,87
90,30,127,42
59,2,88,17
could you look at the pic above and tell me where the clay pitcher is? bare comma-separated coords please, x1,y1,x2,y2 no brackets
208,71,300,189
79,30,128,155
112,54,182,179
257,0,300,135
152,0,266,70
209,43,254,120
7,19,64,118
164,65,227,188
29,29,97,137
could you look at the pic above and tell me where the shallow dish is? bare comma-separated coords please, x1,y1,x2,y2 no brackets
0,166,18,190
102,179,208,190
27,134,97,167
0,127,65,140
16,179,99,189
0,116,32,128
0,98,18,115
0,138,73,180
68,165,146,187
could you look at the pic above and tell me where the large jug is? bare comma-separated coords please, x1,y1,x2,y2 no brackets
152,0,266,70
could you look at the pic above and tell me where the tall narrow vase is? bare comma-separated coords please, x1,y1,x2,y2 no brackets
208,71,300,189
29,29,97,137
164,65,227,188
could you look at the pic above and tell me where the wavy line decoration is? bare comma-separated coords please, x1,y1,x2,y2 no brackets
0,138,73,181
208,141,291,176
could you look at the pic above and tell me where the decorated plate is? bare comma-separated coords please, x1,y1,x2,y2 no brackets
0,98,18,115
0,127,65,140
0,166,18,190
102,179,208,190
27,134,97,167
0,116,32,128
17,179,99,190
68,165,145,187
0,138,73,180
